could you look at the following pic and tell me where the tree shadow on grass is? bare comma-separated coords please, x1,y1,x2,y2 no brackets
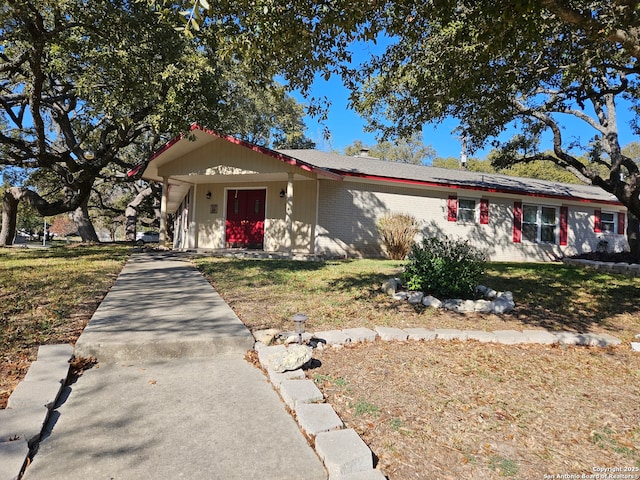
483,263,640,333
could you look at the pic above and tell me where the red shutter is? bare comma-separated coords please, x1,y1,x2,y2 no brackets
618,212,626,235
513,201,522,243
594,209,602,233
480,199,489,224
447,196,457,222
560,206,568,246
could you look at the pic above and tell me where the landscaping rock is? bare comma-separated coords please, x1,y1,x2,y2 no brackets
392,292,409,301
443,299,475,313
375,327,408,341
268,344,313,373
442,299,462,311
473,299,494,313
257,344,287,369
341,328,378,343
476,285,498,300
631,342,640,352
381,278,401,295
252,328,280,345
315,429,373,477
492,293,515,314
407,291,424,305
404,328,437,341
422,295,442,308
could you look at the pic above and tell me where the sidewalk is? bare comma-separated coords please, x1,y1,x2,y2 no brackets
23,253,327,480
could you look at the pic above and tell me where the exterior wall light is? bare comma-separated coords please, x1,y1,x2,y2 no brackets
292,313,308,344
206,191,212,199
279,189,286,198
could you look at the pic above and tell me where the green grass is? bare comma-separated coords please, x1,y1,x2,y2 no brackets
350,399,380,417
488,456,518,477
483,262,640,332
194,257,639,337
3,251,638,407
194,257,406,330
0,244,130,360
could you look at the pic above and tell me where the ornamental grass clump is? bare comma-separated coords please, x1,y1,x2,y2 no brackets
404,236,487,299
377,213,420,260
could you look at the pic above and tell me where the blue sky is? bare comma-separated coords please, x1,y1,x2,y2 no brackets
296,73,465,159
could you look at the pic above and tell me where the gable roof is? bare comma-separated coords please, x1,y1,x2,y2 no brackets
139,124,341,182
277,149,621,205
139,125,621,208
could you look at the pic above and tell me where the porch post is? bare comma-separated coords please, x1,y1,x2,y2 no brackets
285,172,294,255
159,176,169,248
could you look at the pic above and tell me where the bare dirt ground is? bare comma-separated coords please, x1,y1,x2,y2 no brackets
309,340,640,479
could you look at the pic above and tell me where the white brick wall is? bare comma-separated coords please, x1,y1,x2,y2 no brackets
315,179,629,261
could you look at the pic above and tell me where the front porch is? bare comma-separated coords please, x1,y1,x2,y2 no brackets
142,126,341,255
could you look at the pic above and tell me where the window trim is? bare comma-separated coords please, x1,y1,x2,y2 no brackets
447,196,489,224
594,209,626,235
515,203,561,245
457,198,477,223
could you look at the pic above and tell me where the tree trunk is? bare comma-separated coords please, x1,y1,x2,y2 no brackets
71,197,99,242
628,213,640,261
125,186,153,241
0,190,19,246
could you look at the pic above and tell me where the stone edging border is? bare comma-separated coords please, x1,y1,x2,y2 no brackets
1,326,634,480
563,258,640,275
253,325,633,480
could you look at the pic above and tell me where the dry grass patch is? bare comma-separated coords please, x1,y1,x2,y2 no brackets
311,341,640,479
195,256,640,479
0,245,129,407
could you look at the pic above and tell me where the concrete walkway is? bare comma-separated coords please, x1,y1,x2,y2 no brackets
23,253,327,480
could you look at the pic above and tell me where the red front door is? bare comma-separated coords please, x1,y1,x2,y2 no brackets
225,189,266,249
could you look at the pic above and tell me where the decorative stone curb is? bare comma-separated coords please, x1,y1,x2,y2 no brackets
253,325,629,480
563,258,640,276
255,342,385,480
0,344,73,480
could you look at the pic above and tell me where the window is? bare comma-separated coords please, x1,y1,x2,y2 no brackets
458,199,476,223
519,204,558,244
594,210,626,234
447,196,489,224
600,212,615,233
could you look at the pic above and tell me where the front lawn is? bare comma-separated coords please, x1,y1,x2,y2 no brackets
3,251,638,478
195,256,640,479
0,245,129,407
194,257,640,341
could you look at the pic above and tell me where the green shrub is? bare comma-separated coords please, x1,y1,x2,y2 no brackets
377,213,420,260
404,235,487,299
